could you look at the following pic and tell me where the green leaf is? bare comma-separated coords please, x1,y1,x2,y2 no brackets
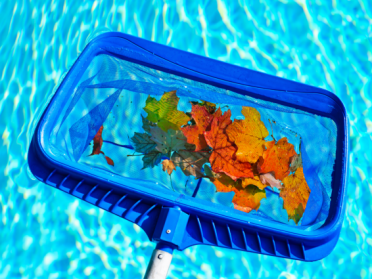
142,151,163,169
141,115,155,133
171,150,210,178
150,126,190,155
144,90,190,132
131,132,157,153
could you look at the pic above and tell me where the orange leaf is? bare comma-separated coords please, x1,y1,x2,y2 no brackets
181,104,218,151
232,184,266,212
204,109,253,180
207,170,240,193
280,167,311,224
161,159,176,175
226,107,269,163
257,137,297,180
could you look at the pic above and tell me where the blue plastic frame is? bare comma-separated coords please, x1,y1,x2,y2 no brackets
28,32,349,261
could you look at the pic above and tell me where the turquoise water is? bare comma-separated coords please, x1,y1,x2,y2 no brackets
1,0,371,278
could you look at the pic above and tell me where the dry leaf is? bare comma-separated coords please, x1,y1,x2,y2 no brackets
205,165,240,192
257,137,297,180
171,150,209,179
290,153,302,173
241,176,268,190
259,172,282,189
232,184,266,212
280,167,311,224
162,159,176,175
90,126,104,155
226,107,269,163
204,109,253,180
89,126,114,166
181,104,218,151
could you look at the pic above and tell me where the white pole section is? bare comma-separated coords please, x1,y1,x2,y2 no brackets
143,248,173,279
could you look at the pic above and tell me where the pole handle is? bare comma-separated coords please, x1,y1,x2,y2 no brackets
144,243,174,279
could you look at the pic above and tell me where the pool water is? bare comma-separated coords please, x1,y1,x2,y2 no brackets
1,0,371,278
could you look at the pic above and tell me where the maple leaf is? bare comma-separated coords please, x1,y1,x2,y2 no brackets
204,109,253,180
89,125,114,166
232,184,266,213
191,100,217,114
226,107,269,163
144,90,190,132
259,172,282,189
142,151,163,169
204,165,240,192
171,150,210,178
257,137,297,180
162,159,176,175
150,126,190,155
141,115,155,133
280,167,311,224
131,132,157,153
242,176,268,190
290,153,302,173
181,104,220,151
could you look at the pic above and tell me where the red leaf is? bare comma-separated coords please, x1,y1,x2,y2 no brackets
90,126,104,155
204,109,253,180
181,104,220,151
105,156,114,166
89,125,115,166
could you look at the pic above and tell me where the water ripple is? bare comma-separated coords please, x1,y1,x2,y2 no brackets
1,0,371,278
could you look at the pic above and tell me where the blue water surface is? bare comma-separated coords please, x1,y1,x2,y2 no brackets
1,0,371,278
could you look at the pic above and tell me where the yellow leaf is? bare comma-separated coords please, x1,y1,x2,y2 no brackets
280,167,311,224
241,176,267,190
144,90,190,132
226,107,269,163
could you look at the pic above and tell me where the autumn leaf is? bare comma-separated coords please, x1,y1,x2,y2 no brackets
259,172,282,189
90,126,104,155
144,90,190,132
204,165,239,192
131,132,157,153
181,104,219,151
226,107,269,163
141,115,155,133
280,167,311,224
191,100,217,114
290,153,302,173
105,156,114,166
90,126,115,166
241,176,267,190
142,151,163,169
232,184,266,213
204,109,253,180
257,137,297,180
171,150,210,178
162,160,176,175
150,126,190,155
